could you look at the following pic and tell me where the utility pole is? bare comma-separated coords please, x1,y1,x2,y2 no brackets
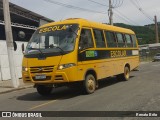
108,0,113,25
154,15,159,43
3,0,19,88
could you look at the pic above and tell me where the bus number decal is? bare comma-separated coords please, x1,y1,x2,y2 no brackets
86,51,98,58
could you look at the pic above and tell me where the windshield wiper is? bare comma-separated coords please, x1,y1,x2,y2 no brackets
28,48,45,57
38,49,45,57
46,44,65,55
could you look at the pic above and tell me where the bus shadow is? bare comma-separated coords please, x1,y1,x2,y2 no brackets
16,86,82,101
17,76,135,101
97,75,134,89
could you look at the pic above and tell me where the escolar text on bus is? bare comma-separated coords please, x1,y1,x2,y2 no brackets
39,25,67,33
110,50,127,58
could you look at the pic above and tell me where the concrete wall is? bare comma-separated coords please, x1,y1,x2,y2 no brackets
0,40,27,81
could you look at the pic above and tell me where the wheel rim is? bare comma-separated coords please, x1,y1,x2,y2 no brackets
87,77,95,91
125,67,130,79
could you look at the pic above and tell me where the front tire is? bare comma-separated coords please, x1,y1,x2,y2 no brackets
117,66,130,81
83,74,96,94
36,85,53,96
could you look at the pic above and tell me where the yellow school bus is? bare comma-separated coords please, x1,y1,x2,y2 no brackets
22,18,139,95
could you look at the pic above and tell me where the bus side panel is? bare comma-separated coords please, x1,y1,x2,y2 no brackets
77,61,97,81
112,56,139,75
77,60,115,80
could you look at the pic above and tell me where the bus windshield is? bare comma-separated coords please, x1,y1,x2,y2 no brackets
25,24,79,55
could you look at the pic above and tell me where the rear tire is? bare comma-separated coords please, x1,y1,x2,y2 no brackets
117,66,130,81
36,85,53,96
83,74,96,94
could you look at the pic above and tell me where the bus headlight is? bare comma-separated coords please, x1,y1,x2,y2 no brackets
58,63,76,70
22,66,28,72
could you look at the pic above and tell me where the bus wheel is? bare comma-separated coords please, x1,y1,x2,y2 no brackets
36,85,53,96
84,74,96,94
117,66,130,81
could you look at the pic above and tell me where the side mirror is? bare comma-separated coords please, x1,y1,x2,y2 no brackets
21,43,25,53
13,41,17,51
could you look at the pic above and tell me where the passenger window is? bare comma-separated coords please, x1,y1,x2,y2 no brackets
79,29,94,50
125,34,133,47
116,33,125,47
131,35,137,47
93,29,106,48
105,31,117,47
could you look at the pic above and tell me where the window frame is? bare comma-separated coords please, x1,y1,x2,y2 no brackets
93,29,107,48
78,27,95,51
124,34,133,47
104,31,118,48
131,35,138,47
116,32,126,48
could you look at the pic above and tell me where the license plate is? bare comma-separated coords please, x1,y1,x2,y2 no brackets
35,75,46,80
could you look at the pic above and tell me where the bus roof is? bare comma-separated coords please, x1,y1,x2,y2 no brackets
40,18,135,34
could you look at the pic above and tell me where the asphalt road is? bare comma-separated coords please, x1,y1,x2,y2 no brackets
0,62,160,120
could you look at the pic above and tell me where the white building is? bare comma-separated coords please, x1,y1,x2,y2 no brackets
139,43,160,57
0,0,53,80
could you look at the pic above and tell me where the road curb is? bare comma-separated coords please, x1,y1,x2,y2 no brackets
0,85,33,94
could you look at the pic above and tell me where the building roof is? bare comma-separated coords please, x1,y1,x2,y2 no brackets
0,0,54,23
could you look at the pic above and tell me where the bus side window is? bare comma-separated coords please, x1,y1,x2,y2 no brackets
125,34,133,47
116,33,125,47
79,29,94,50
105,31,117,47
93,29,106,48
131,35,137,47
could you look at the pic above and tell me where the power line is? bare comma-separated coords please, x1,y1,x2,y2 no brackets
112,0,124,8
134,0,141,8
86,0,124,25
43,0,107,14
87,0,124,8
130,0,153,22
153,9,160,19
107,0,138,25
114,12,134,25
136,0,153,21
86,0,137,25
42,0,141,26
114,9,140,26
87,0,108,7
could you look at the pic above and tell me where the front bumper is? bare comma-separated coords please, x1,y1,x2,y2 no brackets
22,66,77,84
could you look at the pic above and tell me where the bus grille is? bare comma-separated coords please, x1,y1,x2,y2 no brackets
55,75,63,80
30,66,54,73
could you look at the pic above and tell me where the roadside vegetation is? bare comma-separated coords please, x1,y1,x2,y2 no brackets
114,23,158,45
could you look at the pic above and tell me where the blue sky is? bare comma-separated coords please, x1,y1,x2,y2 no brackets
10,0,160,26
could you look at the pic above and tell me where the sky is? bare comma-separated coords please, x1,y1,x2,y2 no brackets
10,0,160,26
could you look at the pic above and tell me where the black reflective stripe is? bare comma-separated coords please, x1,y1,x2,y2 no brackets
78,50,138,61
